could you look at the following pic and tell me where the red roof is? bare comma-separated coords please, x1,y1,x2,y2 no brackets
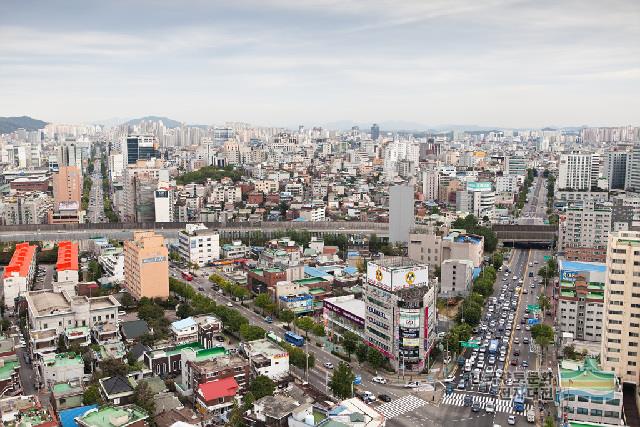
56,241,78,272
3,243,36,279
197,377,239,401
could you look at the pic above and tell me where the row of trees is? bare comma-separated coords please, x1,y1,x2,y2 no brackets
451,214,498,253
175,165,243,185
209,274,250,300
516,168,536,211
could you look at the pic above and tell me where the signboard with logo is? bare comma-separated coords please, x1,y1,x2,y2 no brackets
391,266,429,291
399,328,419,338
399,309,421,328
424,306,429,350
142,256,166,264
367,263,392,291
561,270,578,282
402,338,420,347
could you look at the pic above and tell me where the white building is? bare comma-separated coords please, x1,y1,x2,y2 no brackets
421,169,440,201
98,253,125,284
558,153,593,191
2,243,36,309
504,155,526,176
495,175,520,194
298,204,326,222
440,259,474,298
456,181,495,219
154,182,174,222
242,339,289,381
178,223,220,267
221,241,250,259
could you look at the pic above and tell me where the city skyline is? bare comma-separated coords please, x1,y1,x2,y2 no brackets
1,0,639,128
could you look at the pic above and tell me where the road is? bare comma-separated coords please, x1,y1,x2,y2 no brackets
86,159,107,223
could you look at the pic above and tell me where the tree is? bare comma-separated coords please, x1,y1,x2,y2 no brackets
312,323,325,337
227,402,246,427
137,302,164,322
99,358,129,377
120,293,134,309
249,375,275,400
538,294,551,315
57,335,67,352
563,344,578,360
240,324,267,341
457,301,482,326
367,347,385,369
254,293,272,315
83,384,102,405
242,391,256,411
279,309,295,327
492,252,504,270
329,362,356,399
356,343,369,363
342,332,360,360
176,303,194,319
531,324,555,356
295,316,315,338
133,381,155,416
544,416,554,427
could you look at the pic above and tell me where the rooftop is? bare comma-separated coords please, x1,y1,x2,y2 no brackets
559,260,607,273
4,243,36,279
27,291,73,316
59,405,98,427
56,241,79,272
244,338,287,358
197,377,238,401
324,295,365,319
0,359,19,381
559,358,618,395
44,352,83,368
75,405,148,427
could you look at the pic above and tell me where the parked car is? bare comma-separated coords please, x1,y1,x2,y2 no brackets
378,394,392,402
324,362,334,369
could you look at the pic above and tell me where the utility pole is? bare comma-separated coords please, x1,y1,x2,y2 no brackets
305,339,309,384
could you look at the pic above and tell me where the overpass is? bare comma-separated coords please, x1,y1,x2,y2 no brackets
0,221,391,243
492,224,557,248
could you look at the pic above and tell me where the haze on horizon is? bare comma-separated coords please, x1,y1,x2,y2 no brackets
1,0,639,129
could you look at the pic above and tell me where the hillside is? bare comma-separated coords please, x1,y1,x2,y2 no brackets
125,116,182,128
0,116,48,134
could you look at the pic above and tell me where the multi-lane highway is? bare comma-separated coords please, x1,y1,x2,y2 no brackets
87,159,107,223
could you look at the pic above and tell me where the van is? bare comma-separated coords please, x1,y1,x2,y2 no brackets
527,409,535,422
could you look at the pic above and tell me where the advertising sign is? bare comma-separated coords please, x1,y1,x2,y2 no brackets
391,266,429,290
142,256,166,264
399,310,421,328
424,306,429,350
399,328,419,338
402,338,420,347
367,263,392,290
561,270,578,282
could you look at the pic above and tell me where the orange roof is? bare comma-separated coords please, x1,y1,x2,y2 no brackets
56,241,79,272
197,377,238,401
4,243,36,279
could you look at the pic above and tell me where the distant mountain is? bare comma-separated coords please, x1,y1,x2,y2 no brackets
0,116,48,134
125,116,183,128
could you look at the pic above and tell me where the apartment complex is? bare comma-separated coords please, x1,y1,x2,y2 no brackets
601,231,640,383
558,153,594,191
364,258,436,372
124,230,169,300
558,200,612,263
2,242,37,309
177,223,220,267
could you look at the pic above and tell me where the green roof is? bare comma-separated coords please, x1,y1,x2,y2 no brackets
0,360,18,381
165,341,204,356
195,346,228,361
294,277,327,286
46,352,84,368
587,292,604,300
559,358,616,392
53,383,73,393
77,405,148,427
561,290,575,297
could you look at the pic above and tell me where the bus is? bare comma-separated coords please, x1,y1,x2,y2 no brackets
488,339,499,355
284,331,305,347
266,331,282,343
181,271,193,281
513,390,526,412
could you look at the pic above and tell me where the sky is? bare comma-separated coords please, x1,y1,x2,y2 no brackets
1,0,639,128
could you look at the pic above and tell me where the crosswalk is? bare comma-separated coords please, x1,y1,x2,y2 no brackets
377,395,427,419
441,392,533,415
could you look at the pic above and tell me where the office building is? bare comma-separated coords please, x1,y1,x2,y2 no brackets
557,260,606,343
57,141,84,171
408,230,484,270
605,151,629,191
421,169,440,201
154,182,174,222
558,153,593,191
558,200,612,263
0,192,52,225
323,295,365,342
611,194,640,231
56,241,79,284
52,166,82,209
495,175,520,194
364,258,436,372
125,135,160,165
178,223,220,267
440,259,474,298
601,231,640,383
2,243,36,309
370,123,380,141
504,155,526,176
124,231,169,300
627,143,640,193
456,181,495,219
389,184,415,244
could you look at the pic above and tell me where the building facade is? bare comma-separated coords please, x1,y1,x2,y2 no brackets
124,230,169,300
177,223,221,267
558,201,612,263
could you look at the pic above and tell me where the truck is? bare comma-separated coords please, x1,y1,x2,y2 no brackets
526,409,535,422
488,339,499,355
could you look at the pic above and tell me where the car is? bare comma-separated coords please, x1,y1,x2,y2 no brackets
511,358,518,366
215,335,225,342
378,394,392,402
506,378,513,386
362,391,376,402
457,379,466,390
513,349,520,356
499,355,505,363
531,283,535,288
265,316,273,323
198,287,205,291
523,289,528,294
443,375,455,383
324,362,334,369
525,325,531,331
464,395,473,406
472,401,481,412
507,415,516,425
405,381,421,388
226,302,233,307
516,325,521,330
522,360,529,368
485,402,495,413
372,376,388,384
523,337,530,344
486,366,494,375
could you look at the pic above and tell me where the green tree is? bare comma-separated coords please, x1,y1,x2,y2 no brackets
279,309,295,327
312,323,325,337
120,293,134,309
242,391,256,411
531,324,555,356
133,380,156,416
538,294,551,314
367,347,385,369
240,324,267,341
83,384,102,405
137,301,164,322
249,375,275,400
329,362,356,399
176,303,194,319
295,316,315,338
342,331,360,360
254,293,271,315
492,252,504,270
544,416,554,427
356,343,369,363
227,402,246,427
457,301,482,326
99,358,129,377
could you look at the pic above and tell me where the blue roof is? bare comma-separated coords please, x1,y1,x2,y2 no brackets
171,317,196,330
293,217,307,222
59,405,98,427
344,266,358,275
304,266,331,278
559,260,607,273
472,267,482,279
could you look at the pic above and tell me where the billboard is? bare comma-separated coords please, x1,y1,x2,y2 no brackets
561,270,578,282
390,265,429,290
402,338,420,347
424,306,429,350
367,263,392,291
399,309,421,328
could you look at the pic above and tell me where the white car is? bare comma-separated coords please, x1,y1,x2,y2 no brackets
372,376,388,384
226,302,233,307
485,402,495,413
324,362,334,369
507,415,516,425
443,375,455,383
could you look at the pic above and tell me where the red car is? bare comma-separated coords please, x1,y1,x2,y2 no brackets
511,358,518,366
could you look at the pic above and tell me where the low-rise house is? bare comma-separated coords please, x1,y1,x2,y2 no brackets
58,404,98,427
170,316,222,346
120,320,150,344
244,395,299,427
41,353,85,389
75,405,149,427
241,339,289,382
0,395,57,427
99,376,135,405
194,377,239,417
51,383,86,411
182,354,250,396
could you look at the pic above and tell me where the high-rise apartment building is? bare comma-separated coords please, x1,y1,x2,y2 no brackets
605,151,630,190
125,135,160,165
364,258,436,373
601,231,640,384
627,144,640,193
52,166,82,209
124,231,169,300
504,155,526,176
371,123,380,141
421,170,440,201
558,153,593,191
558,200,612,263
389,185,415,244
154,182,174,222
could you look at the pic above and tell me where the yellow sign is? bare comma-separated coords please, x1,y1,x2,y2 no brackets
405,271,416,285
376,269,383,281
